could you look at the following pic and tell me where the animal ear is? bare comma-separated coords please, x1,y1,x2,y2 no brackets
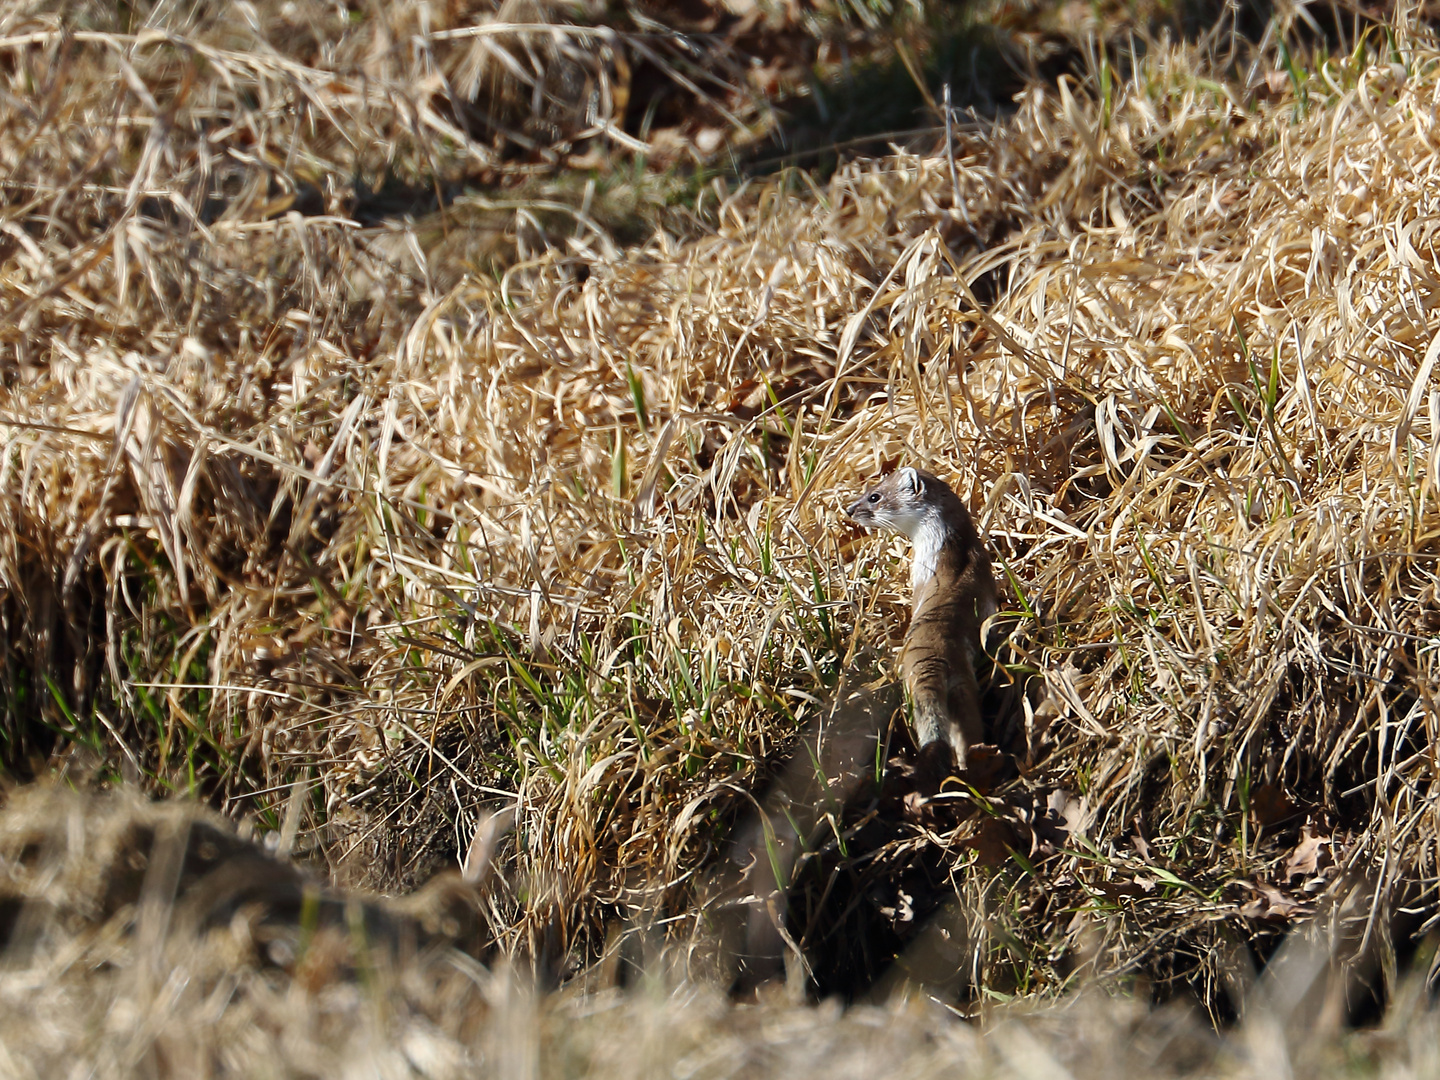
899,467,922,494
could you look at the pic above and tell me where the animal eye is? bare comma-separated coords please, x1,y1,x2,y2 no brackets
868,492,880,503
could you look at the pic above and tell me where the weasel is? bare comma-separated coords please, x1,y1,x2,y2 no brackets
847,467,997,785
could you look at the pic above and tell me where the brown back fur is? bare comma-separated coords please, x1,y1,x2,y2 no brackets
847,469,996,787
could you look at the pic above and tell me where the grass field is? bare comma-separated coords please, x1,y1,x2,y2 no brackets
4,0,1440,1073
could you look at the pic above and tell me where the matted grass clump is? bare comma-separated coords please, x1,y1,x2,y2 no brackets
4,0,1440,1030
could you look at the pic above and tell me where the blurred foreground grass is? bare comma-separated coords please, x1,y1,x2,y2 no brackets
0,786,1433,1079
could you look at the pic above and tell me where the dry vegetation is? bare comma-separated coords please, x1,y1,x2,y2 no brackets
0,785,1434,1079
6,0,1440,1072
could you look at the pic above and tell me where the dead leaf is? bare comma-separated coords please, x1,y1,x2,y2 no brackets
967,817,1018,868
1238,879,1311,921
1249,783,1294,830
1046,788,1083,833
961,744,1005,792
1131,814,1152,862
1283,825,1331,881
902,789,935,826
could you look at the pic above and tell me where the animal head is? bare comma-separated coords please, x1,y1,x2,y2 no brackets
845,467,939,539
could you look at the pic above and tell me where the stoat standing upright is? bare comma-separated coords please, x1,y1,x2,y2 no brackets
847,467,997,785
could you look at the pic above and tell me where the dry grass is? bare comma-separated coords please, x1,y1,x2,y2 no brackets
0,785,1434,1079
4,0,1440,1048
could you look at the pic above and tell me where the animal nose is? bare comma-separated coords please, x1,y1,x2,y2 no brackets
844,499,862,519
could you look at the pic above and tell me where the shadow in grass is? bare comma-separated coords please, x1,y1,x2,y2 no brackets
736,19,1036,178
733,0,1365,180
324,0,1368,283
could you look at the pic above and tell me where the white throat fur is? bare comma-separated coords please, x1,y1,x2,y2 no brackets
908,510,948,589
